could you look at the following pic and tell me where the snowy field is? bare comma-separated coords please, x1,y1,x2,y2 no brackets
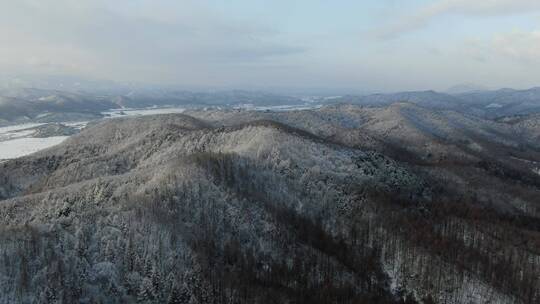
0,136,68,160
102,107,186,118
233,103,323,111
0,123,46,141
0,122,87,161
64,121,89,130
0,124,56,161
103,105,321,117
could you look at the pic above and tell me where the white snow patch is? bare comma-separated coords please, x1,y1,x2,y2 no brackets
0,129,36,141
102,107,186,118
382,259,400,296
0,123,47,142
0,121,88,142
0,136,68,160
233,104,322,112
510,156,540,175
36,113,51,118
323,96,342,100
63,121,89,130
486,103,503,108
467,142,483,152
0,123,45,134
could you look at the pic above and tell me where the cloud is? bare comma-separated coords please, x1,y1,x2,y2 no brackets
1,0,538,91
491,30,540,64
375,0,540,39
0,0,307,84
458,28,540,69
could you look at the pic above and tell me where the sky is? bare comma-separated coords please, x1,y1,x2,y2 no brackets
1,0,540,92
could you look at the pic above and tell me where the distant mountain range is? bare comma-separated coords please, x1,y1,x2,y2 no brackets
445,83,489,94
1,84,540,125
0,88,306,125
336,87,540,118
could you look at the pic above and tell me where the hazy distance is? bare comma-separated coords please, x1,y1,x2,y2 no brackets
2,0,540,93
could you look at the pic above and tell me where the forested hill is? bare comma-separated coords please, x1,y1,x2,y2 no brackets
0,105,539,303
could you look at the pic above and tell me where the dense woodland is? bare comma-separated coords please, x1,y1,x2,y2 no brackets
0,105,539,303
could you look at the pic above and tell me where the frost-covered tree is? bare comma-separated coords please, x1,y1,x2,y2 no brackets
138,277,156,303
167,282,191,304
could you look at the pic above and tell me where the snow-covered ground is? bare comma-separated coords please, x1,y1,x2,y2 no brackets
102,107,186,118
64,121,89,130
233,103,323,111
0,122,87,161
0,136,68,160
510,156,540,176
486,103,503,108
103,104,323,117
0,123,47,141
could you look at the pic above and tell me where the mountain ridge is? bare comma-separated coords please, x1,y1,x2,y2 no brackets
0,101,539,304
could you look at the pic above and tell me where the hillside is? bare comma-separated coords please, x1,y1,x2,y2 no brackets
188,104,540,216
0,89,306,125
336,91,464,110
333,88,540,118
0,108,538,303
188,103,540,168
0,89,115,124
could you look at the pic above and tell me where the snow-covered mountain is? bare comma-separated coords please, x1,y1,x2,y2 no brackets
0,104,538,303
0,88,307,125
333,87,540,118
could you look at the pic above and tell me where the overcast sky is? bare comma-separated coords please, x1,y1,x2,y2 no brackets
1,0,540,92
